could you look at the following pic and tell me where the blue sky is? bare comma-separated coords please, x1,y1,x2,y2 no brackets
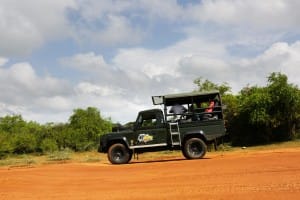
1,0,300,124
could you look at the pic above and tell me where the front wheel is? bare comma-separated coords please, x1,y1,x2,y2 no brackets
182,138,207,159
107,143,131,164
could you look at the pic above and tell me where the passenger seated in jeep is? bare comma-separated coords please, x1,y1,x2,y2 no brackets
191,99,218,121
205,99,215,113
169,104,187,121
203,99,218,120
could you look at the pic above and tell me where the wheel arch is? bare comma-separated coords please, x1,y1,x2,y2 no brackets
106,137,130,152
182,131,208,145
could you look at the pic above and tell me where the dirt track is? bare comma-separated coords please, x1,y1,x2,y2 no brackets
1,148,300,200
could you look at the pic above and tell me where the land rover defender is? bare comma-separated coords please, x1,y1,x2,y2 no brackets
98,91,226,164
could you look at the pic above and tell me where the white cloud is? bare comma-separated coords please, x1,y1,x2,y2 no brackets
179,55,230,78
61,52,125,86
35,96,72,111
68,0,187,46
62,52,108,71
188,0,300,30
113,47,172,80
0,0,75,55
72,0,132,20
113,37,227,86
71,86,150,123
72,0,183,23
75,82,124,96
0,6,43,55
72,14,144,46
2,39,300,124
0,61,72,122
114,39,300,96
95,14,144,45
0,62,71,98
0,102,25,116
2,0,300,57
235,42,300,87
138,0,183,21
69,0,144,46
0,57,8,66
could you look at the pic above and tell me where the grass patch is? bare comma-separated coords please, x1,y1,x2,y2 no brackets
0,154,36,167
216,143,233,151
71,151,103,163
46,149,72,162
243,139,300,151
80,156,101,163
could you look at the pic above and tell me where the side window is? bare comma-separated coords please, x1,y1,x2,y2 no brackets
142,118,157,128
136,111,164,129
137,113,157,129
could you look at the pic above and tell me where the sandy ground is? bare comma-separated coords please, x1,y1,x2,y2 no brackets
1,148,300,200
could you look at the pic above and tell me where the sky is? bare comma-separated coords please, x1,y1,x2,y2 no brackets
1,0,300,124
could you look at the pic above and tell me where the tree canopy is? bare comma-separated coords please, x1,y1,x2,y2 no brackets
194,72,300,145
0,107,112,157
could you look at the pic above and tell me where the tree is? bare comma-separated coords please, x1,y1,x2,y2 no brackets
193,77,231,95
267,72,300,140
44,123,69,150
0,115,26,134
193,72,300,146
68,107,112,151
0,132,12,158
40,138,58,153
11,132,37,154
0,115,40,154
230,86,272,145
229,72,300,145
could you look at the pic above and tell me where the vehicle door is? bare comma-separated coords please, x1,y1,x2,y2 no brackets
132,111,168,147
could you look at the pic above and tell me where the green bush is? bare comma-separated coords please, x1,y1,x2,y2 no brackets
0,134,13,159
40,138,58,153
11,133,37,154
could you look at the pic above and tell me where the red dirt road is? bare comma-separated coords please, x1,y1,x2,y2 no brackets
1,149,300,200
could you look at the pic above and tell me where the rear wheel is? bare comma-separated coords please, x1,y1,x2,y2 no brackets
108,143,131,164
182,138,207,159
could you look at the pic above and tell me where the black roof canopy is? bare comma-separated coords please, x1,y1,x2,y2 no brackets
152,91,220,106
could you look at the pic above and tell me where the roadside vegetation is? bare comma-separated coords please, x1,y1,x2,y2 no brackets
194,72,300,145
1,72,300,165
1,140,299,168
0,107,112,159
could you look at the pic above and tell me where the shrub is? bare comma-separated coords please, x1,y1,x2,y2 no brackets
40,138,58,153
12,133,37,154
0,134,13,159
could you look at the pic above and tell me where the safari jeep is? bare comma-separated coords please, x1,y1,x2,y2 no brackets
98,91,226,164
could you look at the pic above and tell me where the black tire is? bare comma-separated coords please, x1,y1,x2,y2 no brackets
107,143,131,164
182,138,207,159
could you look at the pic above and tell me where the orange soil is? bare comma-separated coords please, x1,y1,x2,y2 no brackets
1,148,300,200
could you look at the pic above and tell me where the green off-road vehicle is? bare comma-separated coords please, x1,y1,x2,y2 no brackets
98,91,226,164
